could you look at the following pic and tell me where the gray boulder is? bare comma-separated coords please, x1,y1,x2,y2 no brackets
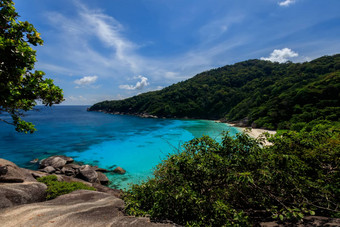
64,163,81,169
41,166,56,174
61,165,77,176
97,171,109,185
27,169,49,179
40,155,74,169
78,165,100,183
40,157,67,169
0,190,175,226
55,155,74,163
56,175,93,187
0,159,36,183
91,183,122,198
0,159,47,209
0,182,47,209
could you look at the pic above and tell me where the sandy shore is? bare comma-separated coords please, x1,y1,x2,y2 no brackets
227,123,276,145
230,125,276,138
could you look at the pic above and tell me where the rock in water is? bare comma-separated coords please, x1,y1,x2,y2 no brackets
39,155,74,169
91,166,110,173
40,157,67,169
113,167,126,174
97,172,109,185
29,158,39,164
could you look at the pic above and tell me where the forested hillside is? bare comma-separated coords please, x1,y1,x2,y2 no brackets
90,54,340,130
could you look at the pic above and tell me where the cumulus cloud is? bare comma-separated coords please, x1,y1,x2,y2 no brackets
74,75,98,86
119,75,149,90
278,0,295,7
261,48,298,63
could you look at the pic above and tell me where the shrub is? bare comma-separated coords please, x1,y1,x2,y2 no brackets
124,127,339,226
37,175,96,200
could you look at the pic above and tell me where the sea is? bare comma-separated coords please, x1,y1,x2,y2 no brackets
0,106,240,189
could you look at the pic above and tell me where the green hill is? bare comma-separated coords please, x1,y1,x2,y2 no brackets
89,54,340,130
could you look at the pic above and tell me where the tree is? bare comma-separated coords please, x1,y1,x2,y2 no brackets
124,126,339,226
0,0,63,133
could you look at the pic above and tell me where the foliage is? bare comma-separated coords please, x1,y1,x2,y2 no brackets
0,0,63,133
37,175,96,200
90,54,340,130
124,126,340,226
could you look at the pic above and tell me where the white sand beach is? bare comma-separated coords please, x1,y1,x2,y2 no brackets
227,123,276,145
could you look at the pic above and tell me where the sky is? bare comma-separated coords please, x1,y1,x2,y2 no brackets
14,0,340,105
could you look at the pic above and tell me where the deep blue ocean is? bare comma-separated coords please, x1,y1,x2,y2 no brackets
0,106,239,189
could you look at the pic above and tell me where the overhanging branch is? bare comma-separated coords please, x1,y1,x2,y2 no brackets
0,118,15,126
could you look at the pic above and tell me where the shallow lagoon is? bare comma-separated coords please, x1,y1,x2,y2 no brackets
0,106,239,189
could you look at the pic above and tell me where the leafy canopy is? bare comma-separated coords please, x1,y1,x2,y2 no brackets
0,0,63,133
90,54,340,130
124,125,340,226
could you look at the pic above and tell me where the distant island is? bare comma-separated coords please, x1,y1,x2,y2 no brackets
89,54,340,131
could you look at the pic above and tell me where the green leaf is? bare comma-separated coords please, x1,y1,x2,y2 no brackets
0,0,64,133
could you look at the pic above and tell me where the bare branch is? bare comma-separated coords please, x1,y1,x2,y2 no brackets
0,118,15,126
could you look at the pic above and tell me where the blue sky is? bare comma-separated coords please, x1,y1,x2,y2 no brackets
14,0,340,105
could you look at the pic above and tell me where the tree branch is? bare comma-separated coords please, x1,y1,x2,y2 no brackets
0,118,15,126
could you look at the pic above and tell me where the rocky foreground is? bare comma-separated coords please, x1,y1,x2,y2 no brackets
0,157,175,226
1,156,339,226
0,190,175,227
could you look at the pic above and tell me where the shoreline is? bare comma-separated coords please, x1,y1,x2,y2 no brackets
227,123,276,139
90,109,277,141
225,123,276,146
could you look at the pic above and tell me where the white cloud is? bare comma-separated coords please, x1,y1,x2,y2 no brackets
164,71,180,79
198,14,244,44
41,1,250,89
74,75,98,85
78,7,138,70
278,0,295,7
66,95,101,105
45,2,141,76
261,48,298,63
119,75,149,90
67,95,87,102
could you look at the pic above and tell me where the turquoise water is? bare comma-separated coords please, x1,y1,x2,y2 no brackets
0,106,239,189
